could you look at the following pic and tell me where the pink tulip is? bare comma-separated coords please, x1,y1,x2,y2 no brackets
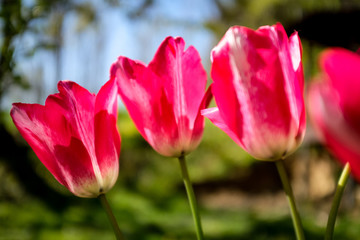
111,36,212,157
308,48,360,181
10,79,120,198
202,23,305,160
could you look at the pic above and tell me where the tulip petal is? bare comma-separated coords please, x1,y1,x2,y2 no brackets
51,81,96,144
275,24,305,151
111,57,158,140
210,31,243,140
148,88,180,156
54,137,97,197
288,31,304,91
320,48,360,133
201,107,243,147
94,78,120,193
10,103,69,186
289,32,306,141
187,85,213,152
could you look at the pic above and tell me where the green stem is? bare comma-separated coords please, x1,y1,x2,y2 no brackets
99,194,125,240
325,162,351,240
178,155,204,240
275,160,305,240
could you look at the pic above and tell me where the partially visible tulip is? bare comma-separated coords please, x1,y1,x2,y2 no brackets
308,48,360,181
10,79,120,198
202,23,305,160
111,36,212,158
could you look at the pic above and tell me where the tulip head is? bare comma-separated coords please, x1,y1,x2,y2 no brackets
10,79,120,198
308,48,360,180
202,23,305,160
111,36,212,158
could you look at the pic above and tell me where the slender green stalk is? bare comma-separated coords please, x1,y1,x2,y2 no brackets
99,194,125,240
275,160,305,240
325,162,351,240
178,155,204,240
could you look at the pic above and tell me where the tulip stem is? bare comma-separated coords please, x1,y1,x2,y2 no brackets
275,160,305,240
99,194,125,240
178,155,204,240
325,162,351,240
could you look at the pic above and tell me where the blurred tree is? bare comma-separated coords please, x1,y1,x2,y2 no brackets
0,0,102,109
0,0,30,108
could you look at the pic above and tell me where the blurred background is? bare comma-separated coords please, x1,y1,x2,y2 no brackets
2,0,360,239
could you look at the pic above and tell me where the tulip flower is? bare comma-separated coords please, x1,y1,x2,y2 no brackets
202,23,305,240
110,36,212,158
202,23,305,161
10,79,120,198
111,36,211,240
11,79,125,239
307,48,360,240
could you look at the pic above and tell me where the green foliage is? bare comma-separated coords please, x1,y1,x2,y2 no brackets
0,110,359,239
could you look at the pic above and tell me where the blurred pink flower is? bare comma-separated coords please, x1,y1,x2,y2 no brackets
111,36,212,157
308,48,360,180
11,79,120,198
202,23,305,160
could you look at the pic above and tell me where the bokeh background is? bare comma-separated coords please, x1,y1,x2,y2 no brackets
2,0,360,239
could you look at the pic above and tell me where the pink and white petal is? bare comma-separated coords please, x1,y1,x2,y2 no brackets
54,137,99,197
10,103,68,186
112,57,157,140
203,106,288,161
48,81,96,155
288,31,304,91
179,44,208,125
241,25,277,51
211,30,243,138
288,32,306,141
94,111,120,192
147,88,180,157
149,36,207,127
95,78,118,118
275,23,305,147
191,85,213,145
95,77,120,156
295,103,306,147
201,107,243,149
94,78,120,192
